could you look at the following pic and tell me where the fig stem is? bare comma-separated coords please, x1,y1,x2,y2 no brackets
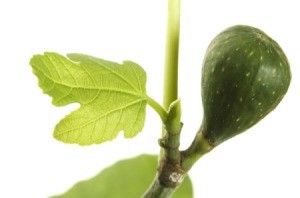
143,0,182,197
180,129,213,171
162,0,181,113
160,0,181,160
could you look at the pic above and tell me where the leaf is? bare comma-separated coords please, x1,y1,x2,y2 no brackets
30,52,147,145
52,155,193,198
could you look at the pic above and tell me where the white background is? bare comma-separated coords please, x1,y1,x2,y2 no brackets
1,0,299,197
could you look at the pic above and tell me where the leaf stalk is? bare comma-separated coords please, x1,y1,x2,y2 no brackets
147,96,168,124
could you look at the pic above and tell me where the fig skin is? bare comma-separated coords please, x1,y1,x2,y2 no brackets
201,25,291,146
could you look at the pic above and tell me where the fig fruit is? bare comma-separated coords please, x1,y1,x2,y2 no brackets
201,25,291,146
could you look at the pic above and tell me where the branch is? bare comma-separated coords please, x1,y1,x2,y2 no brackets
143,0,184,197
143,125,185,198
143,100,184,197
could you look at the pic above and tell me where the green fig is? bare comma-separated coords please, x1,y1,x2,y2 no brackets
201,25,291,146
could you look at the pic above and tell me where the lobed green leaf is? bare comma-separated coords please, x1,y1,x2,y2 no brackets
30,52,148,145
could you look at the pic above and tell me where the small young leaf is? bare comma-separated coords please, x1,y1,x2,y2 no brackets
166,99,182,134
51,155,193,198
30,52,147,145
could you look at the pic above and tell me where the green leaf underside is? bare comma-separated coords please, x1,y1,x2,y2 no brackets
30,52,147,145
52,155,193,198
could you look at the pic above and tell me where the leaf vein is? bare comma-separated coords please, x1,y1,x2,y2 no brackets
86,58,140,93
44,54,62,84
81,64,97,87
128,100,143,134
129,62,143,92
33,66,145,99
55,98,145,136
